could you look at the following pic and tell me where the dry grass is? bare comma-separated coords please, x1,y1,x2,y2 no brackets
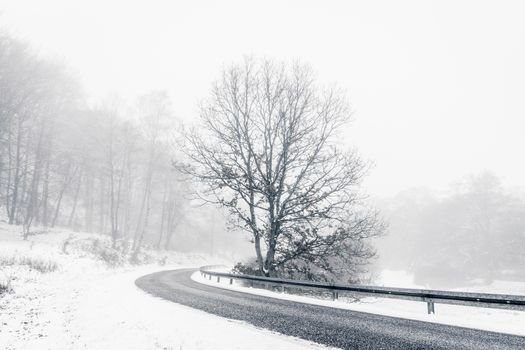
0,255,59,273
0,278,13,295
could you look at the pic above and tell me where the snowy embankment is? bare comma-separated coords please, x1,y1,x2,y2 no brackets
0,223,331,350
192,269,525,337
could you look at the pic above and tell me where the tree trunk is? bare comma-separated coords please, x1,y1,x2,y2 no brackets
67,172,83,228
51,163,76,228
5,121,13,218
157,176,169,250
164,211,182,250
24,125,45,239
135,187,151,252
41,159,50,227
98,173,105,234
84,173,94,232
8,118,23,225
132,161,153,251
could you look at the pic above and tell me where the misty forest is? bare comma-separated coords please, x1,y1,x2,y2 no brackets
0,33,241,261
1,30,524,285
1,3,525,348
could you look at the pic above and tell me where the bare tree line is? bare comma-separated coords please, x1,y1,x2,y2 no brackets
0,32,382,280
0,33,186,254
376,172,525,288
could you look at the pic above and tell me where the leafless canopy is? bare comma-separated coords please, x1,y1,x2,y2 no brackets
183,59,383,280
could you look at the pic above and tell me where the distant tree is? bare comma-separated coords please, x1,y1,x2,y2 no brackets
0,32,80,237
378,172,525,288
0,31,217,257
182,59,383,280
132,91,174,255
158,169,187,250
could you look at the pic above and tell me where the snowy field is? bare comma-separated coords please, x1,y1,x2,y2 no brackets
2,219,524,350
0,223,334,350
193,269,525,337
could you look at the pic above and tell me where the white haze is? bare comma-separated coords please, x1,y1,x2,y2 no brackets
2,4,525,349
2,0,525,197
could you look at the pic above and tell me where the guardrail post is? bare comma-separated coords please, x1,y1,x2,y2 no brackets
209,274,212,280
427,301,435,314
332,291,339,301
217,276,220,283
230,278,233,285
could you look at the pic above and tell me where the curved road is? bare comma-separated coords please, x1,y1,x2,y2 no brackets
135,269,525,350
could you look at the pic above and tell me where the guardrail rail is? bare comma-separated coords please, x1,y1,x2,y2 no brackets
199,266,525,314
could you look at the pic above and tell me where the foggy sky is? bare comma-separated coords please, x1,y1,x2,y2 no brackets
2,0,524,196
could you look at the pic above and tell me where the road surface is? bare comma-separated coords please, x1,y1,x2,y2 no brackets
135,269,525,350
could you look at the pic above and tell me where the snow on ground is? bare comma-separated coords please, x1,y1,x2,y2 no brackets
0,223,333,350
378,269,525,296
192,269,525,337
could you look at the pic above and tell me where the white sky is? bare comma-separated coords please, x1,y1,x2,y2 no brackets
1,0,524,196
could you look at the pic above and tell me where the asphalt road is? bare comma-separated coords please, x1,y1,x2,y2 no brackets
135,269,525,350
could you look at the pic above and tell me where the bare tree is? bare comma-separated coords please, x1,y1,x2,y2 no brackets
161,171,187,250
183,59,383,280
132,91,173,254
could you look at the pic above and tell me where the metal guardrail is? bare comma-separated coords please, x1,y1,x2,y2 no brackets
199,265,525,314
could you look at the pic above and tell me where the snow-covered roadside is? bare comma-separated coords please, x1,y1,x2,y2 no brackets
192,270,525,337
0,224,333,350
64,267,335,350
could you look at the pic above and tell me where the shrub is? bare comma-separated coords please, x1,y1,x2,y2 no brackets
0,278,13,296
232,261,263,276
89,238,124,267
129,248,154,265
62,234,74,254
